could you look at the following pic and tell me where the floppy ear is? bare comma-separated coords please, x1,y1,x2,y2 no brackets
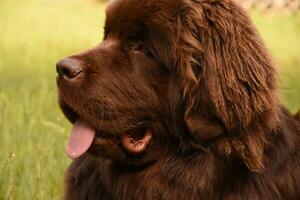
178,1,279,171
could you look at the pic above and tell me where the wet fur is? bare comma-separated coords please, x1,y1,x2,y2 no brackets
58,0,300,199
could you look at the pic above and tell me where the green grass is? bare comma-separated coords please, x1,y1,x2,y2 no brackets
0,0,105,199
0,0,299,199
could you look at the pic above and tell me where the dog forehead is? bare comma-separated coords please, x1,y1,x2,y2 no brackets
106,0,155,24
105,0,185,22
104,0,189,39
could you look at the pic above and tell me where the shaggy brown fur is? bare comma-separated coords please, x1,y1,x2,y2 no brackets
56,0,300,199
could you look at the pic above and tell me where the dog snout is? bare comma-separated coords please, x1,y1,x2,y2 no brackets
56,58,83,80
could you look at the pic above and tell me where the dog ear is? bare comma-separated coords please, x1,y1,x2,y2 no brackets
177,1,279,171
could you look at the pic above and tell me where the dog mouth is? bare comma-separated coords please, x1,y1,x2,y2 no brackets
66,118,153,160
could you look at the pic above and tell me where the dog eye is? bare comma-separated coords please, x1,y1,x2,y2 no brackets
132,42,143,53
129,41,153,57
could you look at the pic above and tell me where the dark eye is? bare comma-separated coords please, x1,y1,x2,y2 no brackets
132,42,143,53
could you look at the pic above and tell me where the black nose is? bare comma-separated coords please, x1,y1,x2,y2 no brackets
56,58,83,79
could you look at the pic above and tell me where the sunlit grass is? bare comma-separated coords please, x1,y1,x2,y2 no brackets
0,0,105,199
0,0,299,199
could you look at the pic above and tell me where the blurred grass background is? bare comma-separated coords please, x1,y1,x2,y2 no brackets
0,0,299,199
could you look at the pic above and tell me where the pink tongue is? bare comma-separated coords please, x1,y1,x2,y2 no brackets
66,120,95,160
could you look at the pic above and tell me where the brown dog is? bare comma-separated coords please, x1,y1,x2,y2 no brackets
56,0,300,199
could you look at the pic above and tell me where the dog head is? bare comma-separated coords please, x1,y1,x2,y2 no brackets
56,0,279,170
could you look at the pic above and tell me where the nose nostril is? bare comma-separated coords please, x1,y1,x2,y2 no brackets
62,67,72,79
61,66,82,79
